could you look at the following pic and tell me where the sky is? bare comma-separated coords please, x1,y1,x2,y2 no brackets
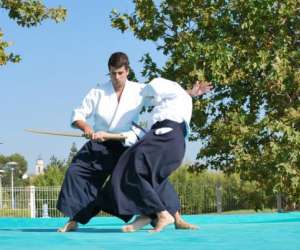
0,0,201,174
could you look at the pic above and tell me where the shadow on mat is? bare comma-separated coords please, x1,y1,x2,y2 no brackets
87,223,123,227
0,228,122,233
234,217,300,225
76,228,122,233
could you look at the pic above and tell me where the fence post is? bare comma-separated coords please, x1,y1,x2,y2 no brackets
29,186,36,218
42,203,49,218
216,182,222,213
0,178,2,209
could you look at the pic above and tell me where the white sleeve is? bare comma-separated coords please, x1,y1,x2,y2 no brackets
71,89,98,127
120,131,138,147
121,122,147,147
148,78,182,101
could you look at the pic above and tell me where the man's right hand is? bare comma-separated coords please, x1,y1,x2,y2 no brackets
73,120,94,139
83,127,94,139
91,131,109,142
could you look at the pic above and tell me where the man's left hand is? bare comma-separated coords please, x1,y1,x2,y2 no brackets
189,80,213,97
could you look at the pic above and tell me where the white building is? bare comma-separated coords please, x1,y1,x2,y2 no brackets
35,157,45,175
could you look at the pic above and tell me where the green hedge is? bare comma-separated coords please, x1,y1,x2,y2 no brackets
170,166,276,214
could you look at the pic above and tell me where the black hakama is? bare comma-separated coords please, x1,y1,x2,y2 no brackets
56,140,127,224
98,119,186,221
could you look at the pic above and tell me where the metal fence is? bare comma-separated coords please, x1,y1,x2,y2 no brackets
0,185,278,218
0,186,62,218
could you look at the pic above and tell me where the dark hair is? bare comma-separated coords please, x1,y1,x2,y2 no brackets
108,52,129,70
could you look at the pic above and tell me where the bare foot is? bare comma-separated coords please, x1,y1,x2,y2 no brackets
122,215,151,232
151,217,198,230
57,220,78,232
175,219,199,230
149,211,175,233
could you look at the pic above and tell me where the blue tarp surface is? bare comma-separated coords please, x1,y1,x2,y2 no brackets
0,212,300,250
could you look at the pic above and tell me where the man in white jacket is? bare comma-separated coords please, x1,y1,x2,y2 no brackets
57,52,211,232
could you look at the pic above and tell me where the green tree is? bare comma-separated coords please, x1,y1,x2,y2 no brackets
128,66,139,82
110,0,300,206
31,156,67,186
67,142,78,165
0,153,28,186
0,0,66,65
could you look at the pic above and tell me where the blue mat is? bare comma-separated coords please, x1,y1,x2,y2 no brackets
0,212,300,250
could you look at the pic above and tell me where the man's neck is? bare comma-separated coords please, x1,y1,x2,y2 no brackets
113,81,126,102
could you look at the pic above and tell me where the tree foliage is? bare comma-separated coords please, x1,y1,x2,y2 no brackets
110,0,300,205
0,153,28,186
31,155,67,186
170,167,276,213
67,142,78,165
32,142,79,186
0,0,66,65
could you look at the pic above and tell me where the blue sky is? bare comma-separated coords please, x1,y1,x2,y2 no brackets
0,0,200,174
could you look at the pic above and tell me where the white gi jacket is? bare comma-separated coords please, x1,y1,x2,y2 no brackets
71,80,145,133
122,78,193,146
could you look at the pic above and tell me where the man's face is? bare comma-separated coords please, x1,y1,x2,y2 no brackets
109,66,129,88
